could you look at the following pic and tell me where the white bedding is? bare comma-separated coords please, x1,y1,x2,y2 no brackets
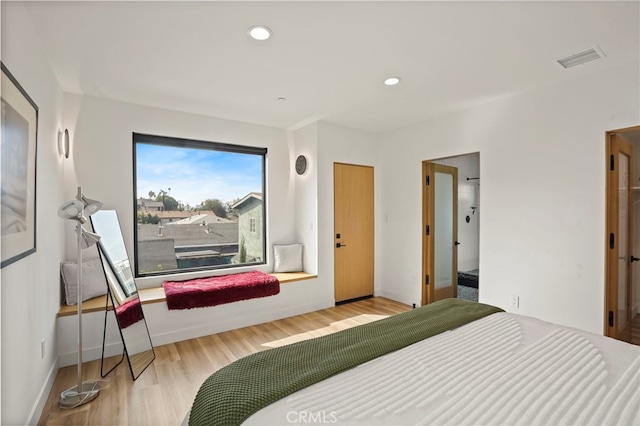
245,312,640,425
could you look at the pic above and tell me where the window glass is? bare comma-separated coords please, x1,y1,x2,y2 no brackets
133,133,266,277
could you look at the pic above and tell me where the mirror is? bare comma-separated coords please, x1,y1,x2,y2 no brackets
90,210,155,380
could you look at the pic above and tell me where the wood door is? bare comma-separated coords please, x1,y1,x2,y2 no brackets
606,133,633,341
334,163,374,302
422,162,458,305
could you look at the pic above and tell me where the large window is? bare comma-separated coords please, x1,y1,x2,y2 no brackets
133,133,266,277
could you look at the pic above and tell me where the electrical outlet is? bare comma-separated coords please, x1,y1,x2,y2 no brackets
41,339,46,359
510,295,520,309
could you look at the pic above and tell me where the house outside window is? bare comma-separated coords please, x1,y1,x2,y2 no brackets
133,133,266,277
231,194,263,262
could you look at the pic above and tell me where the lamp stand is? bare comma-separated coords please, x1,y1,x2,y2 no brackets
59,187,108,409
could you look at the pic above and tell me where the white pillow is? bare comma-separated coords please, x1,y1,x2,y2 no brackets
273,244,303,273
61,258,108,305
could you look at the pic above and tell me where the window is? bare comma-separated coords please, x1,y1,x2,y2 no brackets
133,133,266,277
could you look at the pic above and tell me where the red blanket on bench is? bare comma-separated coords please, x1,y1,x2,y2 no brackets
162,271,280,310
115,297,144,329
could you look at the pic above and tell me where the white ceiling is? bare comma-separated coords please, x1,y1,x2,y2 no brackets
21,1,640,133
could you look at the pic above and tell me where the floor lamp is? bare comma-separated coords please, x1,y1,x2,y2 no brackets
57,187,110,409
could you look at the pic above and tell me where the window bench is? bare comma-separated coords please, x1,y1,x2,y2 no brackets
57,272,317,317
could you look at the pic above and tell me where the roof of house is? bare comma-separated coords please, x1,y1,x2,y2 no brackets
137,239,178,272
231,193,263,210
156,211,191,219
166,213,233,225
137,199,164,208
137,222,238,246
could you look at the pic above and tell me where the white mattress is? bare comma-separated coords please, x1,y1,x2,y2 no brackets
245,312,640,425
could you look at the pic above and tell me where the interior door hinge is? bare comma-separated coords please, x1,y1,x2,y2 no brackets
610,154,615,171
425,275,430,285
426,225,430,235
609,233,615,249
608,310,614,327
426,175,430,186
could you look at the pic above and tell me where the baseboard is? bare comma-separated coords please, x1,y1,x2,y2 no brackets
377,289,417,308
28,359,58,425
57,341,124,368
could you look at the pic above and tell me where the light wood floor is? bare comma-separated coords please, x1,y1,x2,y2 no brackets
38,297,411,425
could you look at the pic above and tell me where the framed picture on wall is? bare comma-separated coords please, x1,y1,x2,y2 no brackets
1,62,39,268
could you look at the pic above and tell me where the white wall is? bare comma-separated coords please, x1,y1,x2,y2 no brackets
1,3,67,424
292,124,318,274
378,62,640,334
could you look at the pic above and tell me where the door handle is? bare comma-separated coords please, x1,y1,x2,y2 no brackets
336,243,347,248
454,241,461,246
631,256,640,262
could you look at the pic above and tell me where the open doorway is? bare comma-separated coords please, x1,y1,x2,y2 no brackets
424,153,480,304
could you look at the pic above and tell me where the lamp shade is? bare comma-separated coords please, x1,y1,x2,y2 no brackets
76,226,101,249
81,196,102,216
58,200,86,222
58,188,103,222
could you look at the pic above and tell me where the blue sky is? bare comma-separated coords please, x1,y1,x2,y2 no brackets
91,210,128,262
136,143,263,209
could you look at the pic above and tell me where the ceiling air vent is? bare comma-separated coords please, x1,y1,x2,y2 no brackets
557,46,606,69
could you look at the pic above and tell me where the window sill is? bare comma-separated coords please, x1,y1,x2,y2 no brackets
57,272,317,317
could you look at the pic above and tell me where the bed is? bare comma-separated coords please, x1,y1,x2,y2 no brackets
187,299,640,426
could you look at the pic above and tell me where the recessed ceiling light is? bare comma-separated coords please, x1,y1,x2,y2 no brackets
384,77,401,86
248,25,272,41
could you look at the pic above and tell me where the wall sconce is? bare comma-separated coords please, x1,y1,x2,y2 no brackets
295,155,308,175
58,129,70,158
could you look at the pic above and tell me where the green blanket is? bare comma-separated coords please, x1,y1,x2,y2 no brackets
188,298,503,426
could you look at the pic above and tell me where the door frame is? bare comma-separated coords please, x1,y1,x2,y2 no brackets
604,125,640,339
422,161,459,305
